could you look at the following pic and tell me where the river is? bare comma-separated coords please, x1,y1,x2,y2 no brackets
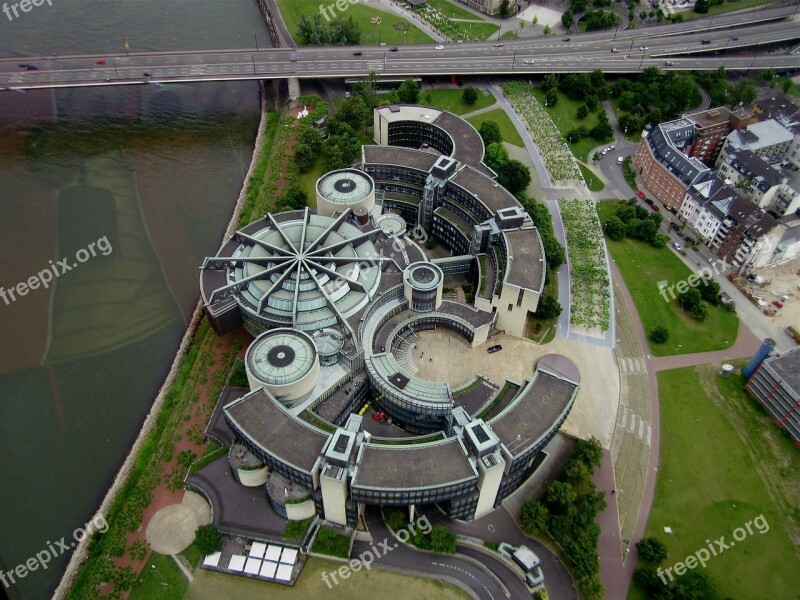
0,2,270,598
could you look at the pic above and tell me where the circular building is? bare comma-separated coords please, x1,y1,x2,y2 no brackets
312,328,344,366
403,261,443,312
316,168,375,218
244,328,320,403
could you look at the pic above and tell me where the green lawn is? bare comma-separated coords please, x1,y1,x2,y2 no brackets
526,268,559,344
685,0,781,19
628,366,800,600
420,87,496,115
129,552,187,600
181,543,203,569
530,87,610,162
425,0,483,21
579,163,605,191
467,108,524,147
466,21,502,40
597,200,739,356
276,0,433,46
501,29,520,39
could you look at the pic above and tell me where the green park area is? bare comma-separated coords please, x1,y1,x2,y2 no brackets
189,557,470,599
467,108,524,147
628,365,800,600
529,87,609,163
597,200,739,356
422,87,496,115
277,0,433,46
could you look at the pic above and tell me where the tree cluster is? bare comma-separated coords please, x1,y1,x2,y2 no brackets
603,199,665,248
297,13,361,46
481,139,531,195
583,10,619,31
634,536,715,600
517,196,566,270
520,438,606,600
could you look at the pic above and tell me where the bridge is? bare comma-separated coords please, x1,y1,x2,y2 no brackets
1,4,798,91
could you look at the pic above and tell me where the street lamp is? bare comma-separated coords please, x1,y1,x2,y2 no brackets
512,49,517,68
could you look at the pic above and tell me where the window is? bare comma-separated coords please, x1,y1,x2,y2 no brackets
508,304,513,311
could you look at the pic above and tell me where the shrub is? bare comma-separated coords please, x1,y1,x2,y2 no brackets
462,86,479,105
649,326,669,344
194,524,221,555
637,537,669,563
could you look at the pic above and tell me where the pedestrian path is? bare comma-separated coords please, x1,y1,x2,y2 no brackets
617,405,652,445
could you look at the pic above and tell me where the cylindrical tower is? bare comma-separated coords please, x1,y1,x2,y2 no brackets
244,328,321,403
316,168,376,218
743,338,776,378
312,328,344,366
403,262,444,313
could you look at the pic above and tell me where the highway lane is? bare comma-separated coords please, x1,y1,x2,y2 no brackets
1,9,797,88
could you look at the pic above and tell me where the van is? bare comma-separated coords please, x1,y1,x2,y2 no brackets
617,156,624,165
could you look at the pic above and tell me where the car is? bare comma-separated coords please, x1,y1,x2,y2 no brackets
617,156,624,165
563,37,571,42
731,36,739,41
637,190,646,199
352,51,363,56
772,300,783,309
645,198,654,205
435,45,444,50
665,61,674,66
494,42,504,48
601,149,609,156
669,222,680,231
673,241,683,251
142,71,152,77
611,48,619,53
95,59,106,65
684,236,695,245
701,39,711,44
390,47,398,52
487,344,503,354
640,46,649,51
23,63,38,70
650,204,660,212
523,58,535,64
708,258,718,268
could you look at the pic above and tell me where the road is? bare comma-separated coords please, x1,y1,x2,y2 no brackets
1,6,798,89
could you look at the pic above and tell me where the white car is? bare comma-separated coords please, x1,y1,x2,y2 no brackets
640,46,649,51
523,58,535,64
709,258,718,269
612,48,619,53
435,45,444,50
673,242,683,251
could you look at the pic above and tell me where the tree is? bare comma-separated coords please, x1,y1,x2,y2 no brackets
577,573,605,600
484,142,509,171
694,0,709,13
562,10,574,28
521,500,549,534
498,159,531,194
536,295,563,319
336,95,369,131
462,86,479,106
542,234,565,269
637,537,668,563
698,278,720,305
499,0,511,17
564,458,591,485
294,143,317,173
730,78,757,106
649,326,669,344
542,73,558,93
573,438,603,470
543,24,552,35
545,481,578,513
604,215,626,241
545,88,558,107
590,111,613,140
479,120,503,146
577,104,589,120
397,79,421,103
195,524,221,555
278,184,308,211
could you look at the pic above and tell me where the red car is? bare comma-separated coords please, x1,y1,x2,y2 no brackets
773,300,783,309
95,59,106,65
637,190,646,199
650,204,660,212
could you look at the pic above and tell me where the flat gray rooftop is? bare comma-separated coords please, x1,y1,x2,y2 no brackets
502,228,545,292
489,371,577,457
363,145,440,172
449,167,519,215
766,346,800,394
432,112,494,178
224,389,330,473
352,439,476,490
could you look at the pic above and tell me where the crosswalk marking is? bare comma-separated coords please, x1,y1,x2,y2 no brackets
619,356,646,375
618,405,652,446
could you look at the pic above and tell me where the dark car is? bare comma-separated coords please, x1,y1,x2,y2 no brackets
389,47,398,52
701,39,711,45
487,345,503,354
143,71,152,77
563,37,571,42
684,236,695,245
21,63,38,70
353,51,363,56
645,198,654,206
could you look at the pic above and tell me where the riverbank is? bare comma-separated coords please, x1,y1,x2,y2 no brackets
54,82,273,599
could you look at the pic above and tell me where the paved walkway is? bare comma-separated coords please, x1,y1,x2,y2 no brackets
145,503,198,555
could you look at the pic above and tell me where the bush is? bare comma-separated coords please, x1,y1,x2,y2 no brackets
536,295,562,319
479,120,503,146
194,524,221,555
462,86,479,105
521,500,548,533
637,537,669,563
649,326,669,344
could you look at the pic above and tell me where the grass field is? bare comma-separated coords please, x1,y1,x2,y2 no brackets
597,200,739,356
467,108,524,147
189,557,471,599
425,0,483,21
579,163,605,191
529,87,610,163
129,552,187,600
276,0,433,46
421,87,496,115
628,365,800,600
